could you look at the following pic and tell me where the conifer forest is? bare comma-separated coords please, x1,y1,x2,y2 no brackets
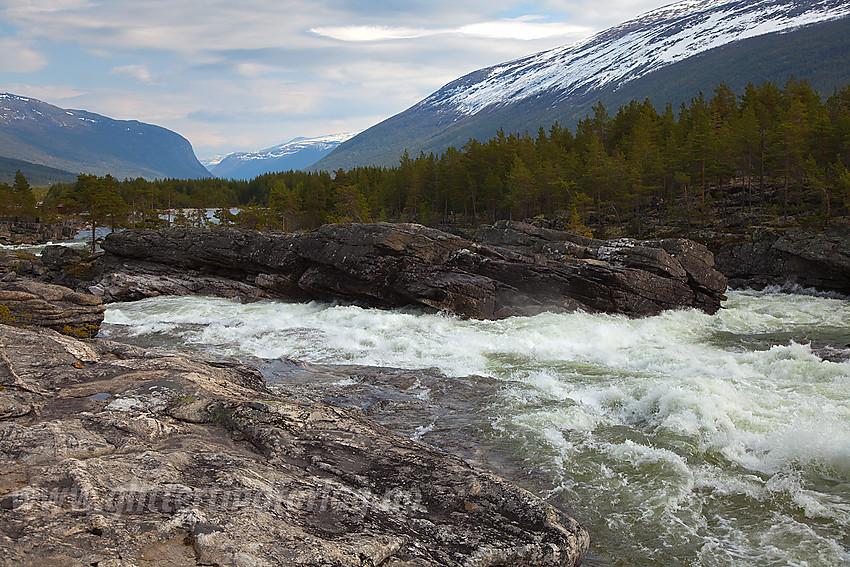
10,78,850,238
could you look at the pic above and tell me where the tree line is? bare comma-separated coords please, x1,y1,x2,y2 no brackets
33,77,850,237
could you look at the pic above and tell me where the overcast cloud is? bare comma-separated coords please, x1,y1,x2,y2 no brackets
0,0,668,160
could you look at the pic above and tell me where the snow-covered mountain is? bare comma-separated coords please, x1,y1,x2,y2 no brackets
316,0,850,171
209,133,358,179
0,93,210,180
200,155,228,169
428,0,850,116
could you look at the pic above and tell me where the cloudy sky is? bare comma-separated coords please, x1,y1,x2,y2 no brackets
0,0,669,161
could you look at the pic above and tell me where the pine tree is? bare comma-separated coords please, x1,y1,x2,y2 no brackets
70,174,128,252
0,183,14,217
12,170,37,219
269,180,303,231
329,184,370,223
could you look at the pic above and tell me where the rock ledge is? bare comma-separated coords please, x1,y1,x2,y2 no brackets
0,324,589,566
92,222,727,318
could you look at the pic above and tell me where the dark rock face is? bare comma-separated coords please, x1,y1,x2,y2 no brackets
93,222,727,318
0,325,589,566
0,279,105,334
0,251,42,280
474,220,727,315
0,219,75,246
710,228,850,294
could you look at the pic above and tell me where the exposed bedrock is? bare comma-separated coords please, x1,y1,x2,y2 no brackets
0,324,589,566
0,279,105,334
90,222,727,318
707,227,850,295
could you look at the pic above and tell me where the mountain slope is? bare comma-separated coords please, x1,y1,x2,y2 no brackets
209,133,357,180
316,0,850,171
0,94,210,180
0,156,77,187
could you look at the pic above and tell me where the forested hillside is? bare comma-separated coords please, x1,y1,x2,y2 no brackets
41,78,850,237
316,6,850,171
0,156,76,187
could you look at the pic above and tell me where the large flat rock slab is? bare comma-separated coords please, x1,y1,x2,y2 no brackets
0,325,589,566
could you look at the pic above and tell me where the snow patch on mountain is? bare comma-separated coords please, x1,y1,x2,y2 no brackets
0,93,209,179
425,0,850,117
200,155,228,168
0,93,121,129
207,132,361,177
217,133,359,165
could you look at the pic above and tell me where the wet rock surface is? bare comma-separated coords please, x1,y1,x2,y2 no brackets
252,358,570,502
91,222,727,318
474,220,727,315
0,325,589,566
253,360,508,475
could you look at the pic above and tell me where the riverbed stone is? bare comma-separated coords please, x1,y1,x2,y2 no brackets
709,227,850,294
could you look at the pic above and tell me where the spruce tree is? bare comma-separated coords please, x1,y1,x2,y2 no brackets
12,170,37,219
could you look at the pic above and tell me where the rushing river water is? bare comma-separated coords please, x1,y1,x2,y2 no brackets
102,289,850,566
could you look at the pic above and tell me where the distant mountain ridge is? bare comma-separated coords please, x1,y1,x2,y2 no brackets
209,133,358,179
0,94,209,180
316,0,850,170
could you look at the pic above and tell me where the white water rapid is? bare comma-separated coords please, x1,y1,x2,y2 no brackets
102,289,850,566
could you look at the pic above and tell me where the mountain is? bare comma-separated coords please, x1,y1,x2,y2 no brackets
0,93,210,180
0,156,77,187
316,0,850,171
200,155,228,170
208,133,358,180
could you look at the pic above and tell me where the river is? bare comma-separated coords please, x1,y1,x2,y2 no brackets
101,289,850,566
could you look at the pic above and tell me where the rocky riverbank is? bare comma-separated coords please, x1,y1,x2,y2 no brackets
0,219,76,246
0,279,105,335
4,221,848,303
0,221,846,565
54,222,728,318
707,227,850,295
0,323,589,566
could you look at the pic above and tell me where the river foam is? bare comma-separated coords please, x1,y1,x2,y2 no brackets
103,290,850,566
